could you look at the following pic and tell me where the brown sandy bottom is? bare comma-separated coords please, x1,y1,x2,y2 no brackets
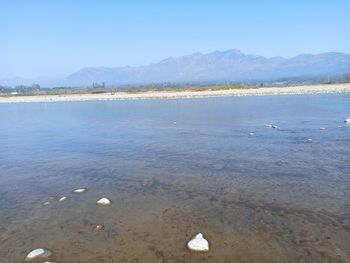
1,170,349,263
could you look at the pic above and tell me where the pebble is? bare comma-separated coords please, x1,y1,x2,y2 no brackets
266,124,278,129
58,196,67,202
94,224,104,231
187,233,209,252
73,188,86,193
97,198,111,206
25,248,51,261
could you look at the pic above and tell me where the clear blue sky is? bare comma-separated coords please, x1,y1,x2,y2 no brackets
1,0,349,79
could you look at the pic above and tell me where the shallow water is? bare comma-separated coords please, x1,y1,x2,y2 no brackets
0,94,350,262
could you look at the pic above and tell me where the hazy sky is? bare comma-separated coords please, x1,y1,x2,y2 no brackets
1,0,350,79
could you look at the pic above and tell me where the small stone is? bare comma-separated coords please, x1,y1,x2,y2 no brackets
73,188,86,193
25,248,51,261
142,179,149,187
94,224,104,231
187,233,209,252
59,196,67,202
97,198,111,206
266,124,277,129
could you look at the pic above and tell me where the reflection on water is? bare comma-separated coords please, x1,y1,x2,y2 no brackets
0,94,350,262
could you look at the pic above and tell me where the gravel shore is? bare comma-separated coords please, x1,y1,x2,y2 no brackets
1,83,350,103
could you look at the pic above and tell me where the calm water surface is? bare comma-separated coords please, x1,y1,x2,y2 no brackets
0,94,350,262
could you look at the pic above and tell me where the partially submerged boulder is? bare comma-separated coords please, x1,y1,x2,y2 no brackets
97,198,111,206
58,196,67,202
266,124,278,129
94,224,104,231
25,248,51,261
187,233,209,252
73,188,86,193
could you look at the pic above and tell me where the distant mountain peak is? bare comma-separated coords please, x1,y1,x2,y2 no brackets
2,49,349,87
61,49,350,87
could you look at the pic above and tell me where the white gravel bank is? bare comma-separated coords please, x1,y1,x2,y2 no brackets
1,83,350,104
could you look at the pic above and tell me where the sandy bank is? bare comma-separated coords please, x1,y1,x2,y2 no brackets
1,83,350,104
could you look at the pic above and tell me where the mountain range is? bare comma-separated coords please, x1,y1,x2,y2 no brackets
2,49,350,87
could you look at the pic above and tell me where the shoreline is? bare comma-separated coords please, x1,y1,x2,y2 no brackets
1,83,350,104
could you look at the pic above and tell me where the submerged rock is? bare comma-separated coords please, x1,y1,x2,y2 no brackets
94,224,104,231
73,188,86,193
25,248,51,261
58,196,67,202
97,198,111,206
187,233,209,252
266,124,278,129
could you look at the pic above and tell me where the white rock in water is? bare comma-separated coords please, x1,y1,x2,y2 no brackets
345,118,350,124
59,196,67,202
187,233,209,252
97,198,111,206
94,224,104,231
266,124,278,129
73,188,86,193
25,248,51,261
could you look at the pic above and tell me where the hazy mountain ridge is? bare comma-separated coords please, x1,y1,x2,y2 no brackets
2,49,350,87
63,49,350,87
